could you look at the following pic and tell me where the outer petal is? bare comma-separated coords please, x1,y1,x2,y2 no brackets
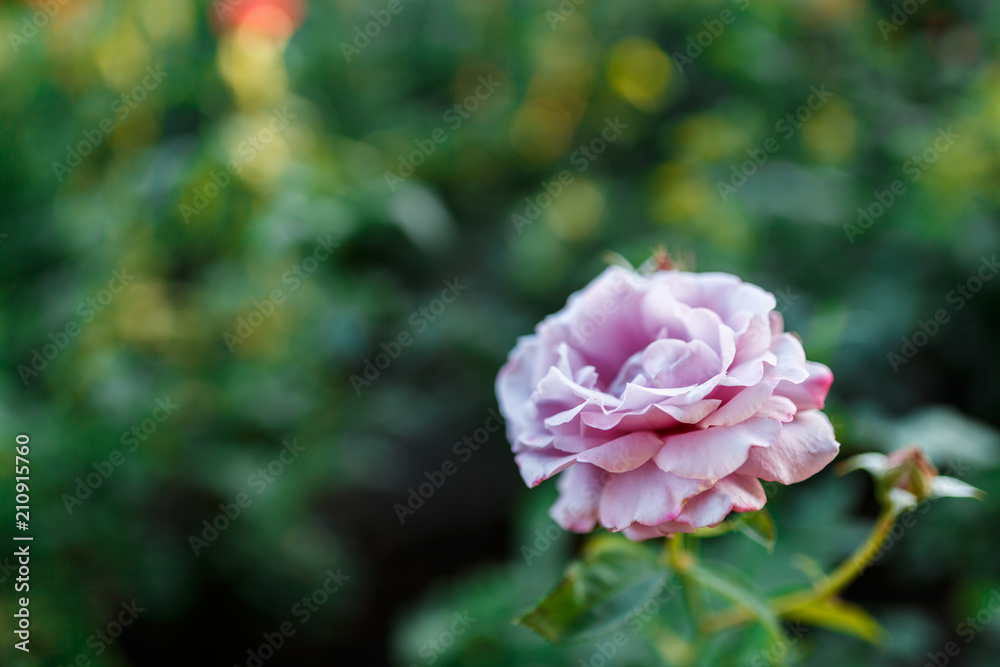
576,431,665,473
550,463,607,532
774,361,834,411
737,410,839,484
598,462,709,531
654,416,781,480
495,337,542,441
701,335,814,427
768,333,811,384
666,271,777,328
622,523,674,540
671,474,767,528
514,448,578,488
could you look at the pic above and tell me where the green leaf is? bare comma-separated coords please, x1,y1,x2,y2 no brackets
686,561,782,641
784,597,883,644
693,623,791,667
886,487,918,517
837,453,889,478
931,475,985,500
514,548,671,644
735,509,777,553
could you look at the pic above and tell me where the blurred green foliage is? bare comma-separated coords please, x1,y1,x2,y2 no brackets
0,0,999,665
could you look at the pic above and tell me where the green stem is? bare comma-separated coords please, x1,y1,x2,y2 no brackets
703,507,897,632
666,533,692,570
666,534,707,655
788,507,895,604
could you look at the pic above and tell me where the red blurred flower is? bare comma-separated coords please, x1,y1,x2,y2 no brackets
211,0,306,40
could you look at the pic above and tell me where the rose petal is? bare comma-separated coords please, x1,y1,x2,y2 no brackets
654,416,781,480
576,431,665,473
551,435,608,454
775,361,833,411
598,462,709,531
622,523,675,540
667,272,777,327
546,266,648,380
756,395,797,423
672,474,767,528
700,382,777,428
643,338,722,388
769,310,784,336
581,398,721,431
550,463,607,532
496,337,543,437
768,333,810,384
737,410,839,484
732,314,774,366
534,365,606,417
514,448,578,488
613,376,724,413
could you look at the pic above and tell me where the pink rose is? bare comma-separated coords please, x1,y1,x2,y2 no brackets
496,266,839,540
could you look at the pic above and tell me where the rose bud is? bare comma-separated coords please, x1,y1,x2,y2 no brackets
884,446,938,501
841,446,984,512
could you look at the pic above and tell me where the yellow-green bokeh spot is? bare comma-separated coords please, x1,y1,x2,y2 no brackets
607,37,673,112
